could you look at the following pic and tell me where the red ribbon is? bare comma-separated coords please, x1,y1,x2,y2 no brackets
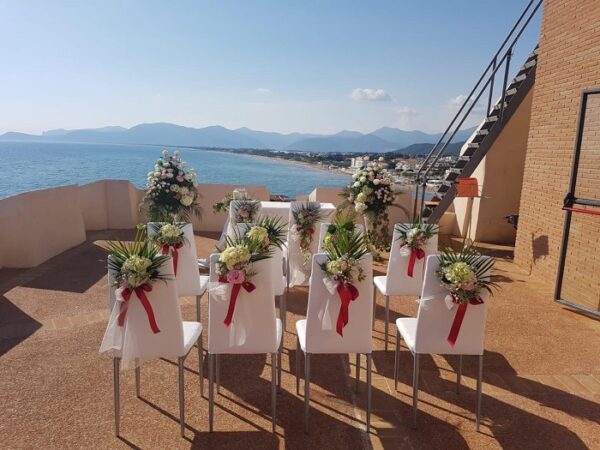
447,296,484,346
296,226,315,235
160,241,184,275
401,244,425,278
336,281,359,336
218,275,256,326
117,284,160,334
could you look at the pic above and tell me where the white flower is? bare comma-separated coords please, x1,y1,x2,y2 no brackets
353,181,361,188
373,179,380,185
162,150,169,156
359,176,367,183
352,174,358,180
180,195,193,206
356,192,367,203
355,202,368,214
170,184,180,192
174,150,181,157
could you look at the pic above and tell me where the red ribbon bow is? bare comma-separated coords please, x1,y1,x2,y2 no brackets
336,281,359,336
160,241,184,275
218,275,256,326
401,244,425,278
447,295,484,346
296,226,315,235
117,284,160,334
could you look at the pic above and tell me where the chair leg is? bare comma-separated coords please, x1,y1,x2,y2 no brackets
394,329,400,391
277,347,282,392
135,360,141,398
198,336,204,397
178,356,185,437
208,354,214,432
281,292,287,334
196,294,202,323
372,284,377,330
412,353,420,429
216,354,221,394
296,335,301,396
304,353,310,434
457,354,463,394
355,353,361,393
476,354,483,431
384,295,390,351
271,352,277,432
366,354,372,433
113,357,120,436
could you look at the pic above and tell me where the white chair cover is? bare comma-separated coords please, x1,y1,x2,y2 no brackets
287,201,329,287
100,258,185,369
405,255,491,355
317,222,365,253
147,222,202,297
226,200,261,237
375,224,438,296
207,254,280,354
300,253,373,354
271,246,286,296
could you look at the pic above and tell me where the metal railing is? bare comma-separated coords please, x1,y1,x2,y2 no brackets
413,0,543,218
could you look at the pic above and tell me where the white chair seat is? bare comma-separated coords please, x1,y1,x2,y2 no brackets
198,258,209,269
199,275,209,295
275,318,283,349
183,321,203,355
373,275,388,295
296,319,307,352
395,317,417,352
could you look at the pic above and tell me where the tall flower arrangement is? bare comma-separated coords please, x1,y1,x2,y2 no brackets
142,149,201,222
436,245,497,346
292,202,326,262
341,157,401,254
231,200,260,224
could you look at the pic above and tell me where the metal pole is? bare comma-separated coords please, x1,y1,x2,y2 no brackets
487,57,497,116
500,48,513,122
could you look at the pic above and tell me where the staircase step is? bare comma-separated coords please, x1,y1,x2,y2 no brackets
437,184,450,193
529,48,539,58
454,159,468,169
506,87,518,96
466,142,480,149
524,59,537,69
446,171,460,181
485,115,499,123
476,128,489,136
514,73,527,83
462,146,477,157
493,102,509,111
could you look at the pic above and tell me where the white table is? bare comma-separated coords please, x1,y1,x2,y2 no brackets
259,201,336,224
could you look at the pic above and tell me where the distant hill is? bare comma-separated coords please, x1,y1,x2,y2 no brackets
0,122,477,153
387,141,465,156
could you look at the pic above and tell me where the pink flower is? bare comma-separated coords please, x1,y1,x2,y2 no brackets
226,269,245,284
176,176,185,182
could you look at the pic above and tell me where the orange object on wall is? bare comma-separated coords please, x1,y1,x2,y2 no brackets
455,178,479,197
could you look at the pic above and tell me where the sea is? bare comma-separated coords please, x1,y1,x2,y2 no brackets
0,141,350,199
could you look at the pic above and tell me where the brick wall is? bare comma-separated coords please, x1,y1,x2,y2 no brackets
514,0,600,311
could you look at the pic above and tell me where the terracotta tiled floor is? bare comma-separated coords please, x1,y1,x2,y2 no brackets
0,230,599,449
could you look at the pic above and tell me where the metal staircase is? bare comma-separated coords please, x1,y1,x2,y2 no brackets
414,0,543,222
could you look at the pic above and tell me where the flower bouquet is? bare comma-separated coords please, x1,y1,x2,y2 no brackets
213,190,253,214
340,157,405,255
319,229,368,336
105,225,171,334
245,216,287,252
436,245,497,346
395,218,438,277
142,149,201,222
231,199,260,224
216,234,272,326
148,222,188,275
321,212,360,253
292,202,326,262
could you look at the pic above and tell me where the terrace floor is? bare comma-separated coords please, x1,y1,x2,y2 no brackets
0,230,599,450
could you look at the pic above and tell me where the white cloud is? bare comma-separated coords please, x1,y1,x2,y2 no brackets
447,94,487,113
448,94,468,107
350,88,391,102
255,88,272,94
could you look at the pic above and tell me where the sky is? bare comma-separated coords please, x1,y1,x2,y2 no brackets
0,0,541,135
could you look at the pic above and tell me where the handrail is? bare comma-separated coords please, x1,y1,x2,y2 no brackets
413,0,543,218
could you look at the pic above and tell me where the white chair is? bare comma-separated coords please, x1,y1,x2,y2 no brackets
147,222,208,323
271,245,288,333
317,222,365,252
394,254,491,430
227,200,261,237
295,253,374,433
286,201,326,288
198,217,229,269
103,258,203,437
373,224,438,351
206,254,282,432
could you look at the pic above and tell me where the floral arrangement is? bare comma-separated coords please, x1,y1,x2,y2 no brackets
436,245,497,346
213,193,234,214
142,150,201,222
319,229,368,336
292,202,326,262
148,222,188,275
105,225,171,333
231,199,260,224
245,216,287,252
322,212,359,253
340,157,405,254
216,234,272,326
395,218,438,277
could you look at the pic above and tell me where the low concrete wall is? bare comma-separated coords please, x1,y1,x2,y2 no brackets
0,185,87,268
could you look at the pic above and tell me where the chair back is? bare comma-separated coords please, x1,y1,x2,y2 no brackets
305,253,373,354
384,224,438,296
225,222,254,241
271,245,285,296
104,257,184,367
317,222,365,252
147,222,202,296
207,253,278,354
228,200,261,225
414,255,491,355
287,201,324,287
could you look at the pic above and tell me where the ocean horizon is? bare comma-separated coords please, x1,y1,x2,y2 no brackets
0,140,350,199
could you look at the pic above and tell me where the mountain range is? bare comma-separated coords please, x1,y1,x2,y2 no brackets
0,122,476,154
